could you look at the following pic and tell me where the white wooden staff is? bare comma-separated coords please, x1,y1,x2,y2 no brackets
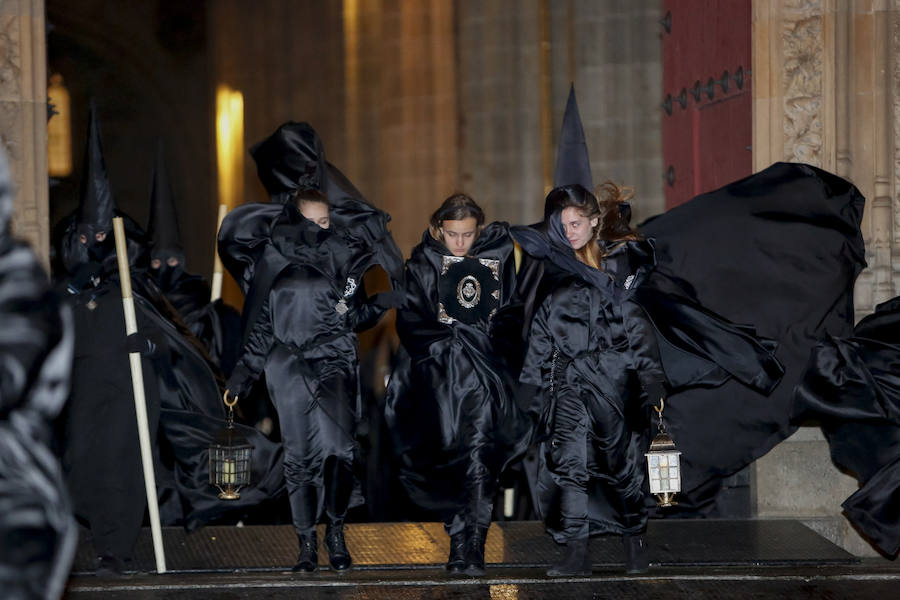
210,203,228,302
112,217,167,574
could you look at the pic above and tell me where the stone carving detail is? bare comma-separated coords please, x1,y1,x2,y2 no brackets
894,2,900,244
781,0,824,166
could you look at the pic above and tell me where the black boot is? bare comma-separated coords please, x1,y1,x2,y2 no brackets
292,532,318,573
547,538,591,577
446,531,467,574
463,526,488,577
325,521,353,571
623,534,649,574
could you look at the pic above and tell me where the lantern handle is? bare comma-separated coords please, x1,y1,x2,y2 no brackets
653,397,665,415
223,390,239,408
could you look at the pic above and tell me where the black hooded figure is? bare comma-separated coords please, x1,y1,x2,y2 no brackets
55,108,285,572
514,184,784,576
385,194,531,577
146,143,241,376
220,122,403,573
0,147,77,599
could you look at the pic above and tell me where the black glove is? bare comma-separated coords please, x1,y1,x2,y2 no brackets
125,332,157,356
226,364,253,401
643,380,667,407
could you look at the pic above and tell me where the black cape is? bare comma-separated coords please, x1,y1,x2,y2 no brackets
638,162,865,511
793,297,900,555
385,223,531,518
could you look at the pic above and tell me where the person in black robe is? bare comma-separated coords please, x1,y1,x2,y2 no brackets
0,148,77,599
792,297,900,556
56,107,285,573
221,188,400,573
515,184,784,576
146,144,241,377
385,194,531,576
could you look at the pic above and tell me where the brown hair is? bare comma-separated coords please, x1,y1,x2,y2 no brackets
292,188,329,210
594,181,641,245
428,193,485,242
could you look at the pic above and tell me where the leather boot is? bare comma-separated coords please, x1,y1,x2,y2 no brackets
623,533,649,574
463,525,488,577
446,530,467,574
546,538,591,577
292,531,318,573
325,521,353,571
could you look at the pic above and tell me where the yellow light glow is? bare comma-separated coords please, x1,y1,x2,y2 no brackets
216,86,244,210
47,73,72,177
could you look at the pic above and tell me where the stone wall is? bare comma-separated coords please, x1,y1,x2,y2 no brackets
0,0,48,261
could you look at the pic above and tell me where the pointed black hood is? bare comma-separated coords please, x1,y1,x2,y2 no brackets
148,142,184,262
550,85,593,218
76,103,115,235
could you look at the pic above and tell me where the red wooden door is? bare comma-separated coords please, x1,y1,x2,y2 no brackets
661,0,752,209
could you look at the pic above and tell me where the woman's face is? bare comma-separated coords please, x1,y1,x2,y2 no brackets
299,200,330,229
561,206,598,251
441,217,479,256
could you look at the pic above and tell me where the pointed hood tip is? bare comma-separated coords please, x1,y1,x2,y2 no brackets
553,85,593,194
148,141,183,257
77,103,115,232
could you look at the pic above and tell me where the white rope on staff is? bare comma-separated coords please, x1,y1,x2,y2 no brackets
210,203,228,302
112,217,167,574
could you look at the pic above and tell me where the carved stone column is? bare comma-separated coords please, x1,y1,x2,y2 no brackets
752,0,899,556
0,0,48,262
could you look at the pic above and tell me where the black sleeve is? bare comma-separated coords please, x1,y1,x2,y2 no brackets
227,293,274,399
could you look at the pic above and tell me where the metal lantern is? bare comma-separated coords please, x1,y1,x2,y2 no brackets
645,398,682,507
209,391,252,500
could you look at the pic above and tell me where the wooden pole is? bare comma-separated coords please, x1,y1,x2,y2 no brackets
210,203,228,302
112,217,167,574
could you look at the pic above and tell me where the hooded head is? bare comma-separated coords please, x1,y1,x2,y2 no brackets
250,122,326,203
58,104,116,273
147,142,187,291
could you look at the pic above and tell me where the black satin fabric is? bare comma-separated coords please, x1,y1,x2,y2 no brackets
515,208,784,539
793,297,900,555
385,223,531,532
221,206,391,533
517,230,663,541
151,268,242,377
0,236,76,600
639,162,865,511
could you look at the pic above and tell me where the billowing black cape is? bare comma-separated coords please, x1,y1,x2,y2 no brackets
0,236,76,599
638,162,866,510
384,223,531,518
793,297,900,555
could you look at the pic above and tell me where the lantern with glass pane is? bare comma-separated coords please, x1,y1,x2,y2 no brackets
209,390,252,500
645,397,681,507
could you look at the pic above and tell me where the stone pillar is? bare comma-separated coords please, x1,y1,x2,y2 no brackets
752,0,899,556
0,0,48,262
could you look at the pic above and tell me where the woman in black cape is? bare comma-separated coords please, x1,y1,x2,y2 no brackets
222,190,400,573
515,184,784,576
385,194,530,576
